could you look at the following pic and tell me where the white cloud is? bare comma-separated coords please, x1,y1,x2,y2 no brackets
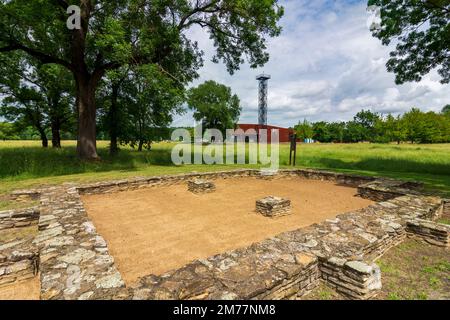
173,0,450,127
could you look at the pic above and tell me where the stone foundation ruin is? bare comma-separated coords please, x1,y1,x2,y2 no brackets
256,196,292,217
0,169,448,300
187,179,216,194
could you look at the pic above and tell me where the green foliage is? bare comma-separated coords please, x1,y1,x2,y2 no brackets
403,108,450,143
368,0,450,84
120,65,185,150
0,122,19,140
375,114,407,144
305,108,450,144
354,109,380,141
187,80,241,135
1,141,449,197
295,119,313,140
443,104,450,115
0,52,75,147
344,121,366,143
0,0,284,158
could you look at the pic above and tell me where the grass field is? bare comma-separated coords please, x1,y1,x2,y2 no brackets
0,140,449,197
303,239,450,300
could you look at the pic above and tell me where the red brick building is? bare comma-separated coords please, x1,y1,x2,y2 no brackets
235,124,295,143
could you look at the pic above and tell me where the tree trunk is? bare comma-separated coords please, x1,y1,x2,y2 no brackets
109,84,119,155
51,120,61,148
138,140,144,152
38,128,48,148
76,77,99,160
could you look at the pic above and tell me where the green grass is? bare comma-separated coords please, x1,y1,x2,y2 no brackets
0,199,39,211
376,240,450,300
0,225,37,243
437,218,450,225
0,140,449,196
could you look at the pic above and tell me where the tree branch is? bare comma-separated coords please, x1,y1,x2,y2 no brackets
0,43,74,71
178,0,220,30
54,0,69,10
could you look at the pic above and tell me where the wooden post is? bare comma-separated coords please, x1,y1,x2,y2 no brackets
289,134,297,166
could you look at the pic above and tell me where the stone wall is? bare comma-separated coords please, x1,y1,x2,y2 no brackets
129,193,441,301
319,258,381,300
0,207,40,230
406,219,449,247
131,249,319,300
5,168,446,300
357,179,423,202
443,199,450,216
0,237,38,287
35,187,128,300
9,189,41,201
77,169,377,196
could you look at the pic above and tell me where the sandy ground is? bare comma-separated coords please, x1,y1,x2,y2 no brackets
82,177,373,285
0,277,40,300
0,227,40,300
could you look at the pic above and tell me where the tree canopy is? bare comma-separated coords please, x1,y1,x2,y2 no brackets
443,104,450,115
187,80,241,135
368,0,449,84
302,108,450,144
295,119,313,141
0,0,284,159
0,52,74,147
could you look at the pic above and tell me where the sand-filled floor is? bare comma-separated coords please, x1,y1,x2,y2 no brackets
0,277,40,300
82,177,374,285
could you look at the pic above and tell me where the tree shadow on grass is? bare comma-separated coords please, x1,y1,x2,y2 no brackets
301,156,450,195
302,157,450,177
0,146,178,179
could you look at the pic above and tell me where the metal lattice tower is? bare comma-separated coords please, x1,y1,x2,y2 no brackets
256,73,271,126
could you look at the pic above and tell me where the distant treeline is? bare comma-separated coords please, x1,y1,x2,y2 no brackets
3,106,450,146
0,122,174,144
295,107,450,144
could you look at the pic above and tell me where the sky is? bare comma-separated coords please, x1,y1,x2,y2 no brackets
172,0,450,128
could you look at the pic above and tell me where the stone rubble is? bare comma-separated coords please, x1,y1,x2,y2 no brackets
256,196,292,217
320,258,381,300
1,169,447,300
357,179,423,202
0,207,40,230
406,219,449,247
0,236,38,287
187,179,216,194
35,186,127,300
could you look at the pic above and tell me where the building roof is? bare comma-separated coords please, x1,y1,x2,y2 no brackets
237,123,292,131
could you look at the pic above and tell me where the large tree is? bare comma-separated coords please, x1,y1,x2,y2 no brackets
368,0,449,84
0,53,75,148
99,65,184,153
353,109,380,142
295,119,313,141
0,0,283,159
187,80,241,136
443,104,450,115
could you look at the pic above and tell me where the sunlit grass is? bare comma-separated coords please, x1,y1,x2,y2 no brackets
0,140,449,196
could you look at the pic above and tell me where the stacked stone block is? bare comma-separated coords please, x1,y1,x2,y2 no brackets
187,179,216,194
406,219,449,247
0,207,40,230
320,257,381,300
357,180,420,202
256,196,291,217
3,168,446,300
443,199,450,216
0,237,38,287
